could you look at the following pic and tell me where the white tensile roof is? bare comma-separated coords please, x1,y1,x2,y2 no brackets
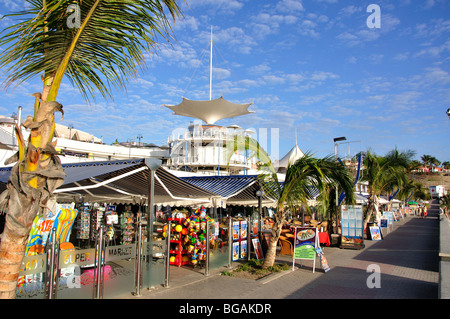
164,96,254,125
278,144,305,169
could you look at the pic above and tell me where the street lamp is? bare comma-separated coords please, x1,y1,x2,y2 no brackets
332,136,346,220
446,108,450,119
256,189,265,234
333,136,347,160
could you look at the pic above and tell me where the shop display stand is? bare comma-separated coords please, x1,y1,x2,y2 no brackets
121,211,135,245
168,218,189,267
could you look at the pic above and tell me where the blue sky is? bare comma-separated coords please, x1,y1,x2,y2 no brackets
0,0,449,163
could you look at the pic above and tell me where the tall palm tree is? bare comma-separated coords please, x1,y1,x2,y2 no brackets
0,0,182,299
226,136,355,268
362,148,413,225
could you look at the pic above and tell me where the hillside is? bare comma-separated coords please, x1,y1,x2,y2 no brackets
412,173,450,193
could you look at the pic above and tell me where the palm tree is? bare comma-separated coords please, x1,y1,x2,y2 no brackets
362,148,414,225
0,0,182,299
226,136,355,269
442,161,450,170
421,154,440,172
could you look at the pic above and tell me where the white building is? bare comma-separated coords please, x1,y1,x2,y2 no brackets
0,112,168,166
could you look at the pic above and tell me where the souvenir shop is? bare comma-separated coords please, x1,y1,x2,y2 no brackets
16,199,238,299
8,159,272,299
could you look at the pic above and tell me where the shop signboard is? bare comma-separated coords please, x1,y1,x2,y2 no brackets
240,240,247,259
385,212,394,225
232,221,240,241
252,238,264,260
59,248,97,269
380,218,388,228
232,242,240,261
105,244,136,262
293,227,318,272
340,205,365,249
369,226,382,240
315,247,330,272
231,220,248,261
252,220,258,237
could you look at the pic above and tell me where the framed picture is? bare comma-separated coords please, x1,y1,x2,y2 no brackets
369,226,382,240
252,238,264,260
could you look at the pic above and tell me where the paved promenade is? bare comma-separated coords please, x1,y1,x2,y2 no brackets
119,202,440,301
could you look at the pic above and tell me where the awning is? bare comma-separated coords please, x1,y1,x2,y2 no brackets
181,175,276,207
0,158,216,206
164,97,254,125
356,193,369,204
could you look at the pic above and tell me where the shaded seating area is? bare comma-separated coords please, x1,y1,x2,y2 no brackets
278,235,293,256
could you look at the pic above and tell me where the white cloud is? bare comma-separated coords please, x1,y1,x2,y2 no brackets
184,0,244,13
275,0,305,13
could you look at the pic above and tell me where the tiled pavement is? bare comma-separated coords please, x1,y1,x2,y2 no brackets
119,202,440,300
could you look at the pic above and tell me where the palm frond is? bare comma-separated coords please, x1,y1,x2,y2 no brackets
0,0,182,103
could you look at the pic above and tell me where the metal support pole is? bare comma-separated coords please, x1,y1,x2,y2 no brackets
45,228,59,299
205,222,210,276
134,222,143,296
247,216,251,261
164,222,171,288
227,216,232,268
94,225,105,299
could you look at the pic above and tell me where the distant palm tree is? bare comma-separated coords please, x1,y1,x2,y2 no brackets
442,161,450,170
227,136,355,269
0,0,182,299
421,154,440,172
421,155,433,170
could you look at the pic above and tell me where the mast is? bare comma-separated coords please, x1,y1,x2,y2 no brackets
209,25,213,101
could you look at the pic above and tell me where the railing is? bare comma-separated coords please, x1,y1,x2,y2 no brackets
168,130,249,144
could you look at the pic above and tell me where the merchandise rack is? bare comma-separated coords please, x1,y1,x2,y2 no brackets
168,217,189,266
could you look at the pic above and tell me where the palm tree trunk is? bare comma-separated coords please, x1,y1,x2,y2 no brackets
0,97,64,299
262,215,283,269
0,189,35,299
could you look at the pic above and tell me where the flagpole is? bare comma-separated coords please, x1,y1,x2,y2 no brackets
210,25,213,101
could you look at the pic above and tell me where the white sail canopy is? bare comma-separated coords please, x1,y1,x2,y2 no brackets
278,144,305,169
164,96,254,125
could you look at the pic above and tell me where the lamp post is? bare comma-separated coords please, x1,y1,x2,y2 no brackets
145,158,162,263
256,189,264,235
333,137,346,221
446,108,450,119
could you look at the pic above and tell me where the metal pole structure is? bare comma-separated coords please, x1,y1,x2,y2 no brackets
205,222,210,276
227,216,232,268
333,137,346,222
164,222,171,288
145,158,162,260
45,228,59,299
134,222,143,296
247,216,251,261
94,225,105,299
209,25,213,101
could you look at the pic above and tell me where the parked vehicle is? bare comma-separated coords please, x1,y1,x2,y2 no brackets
430,185,446,199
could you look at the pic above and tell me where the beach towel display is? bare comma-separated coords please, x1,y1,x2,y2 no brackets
50,204,78,244
76,205,91,240
25,203,77,254
120,210,135,244
91,207,104,241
